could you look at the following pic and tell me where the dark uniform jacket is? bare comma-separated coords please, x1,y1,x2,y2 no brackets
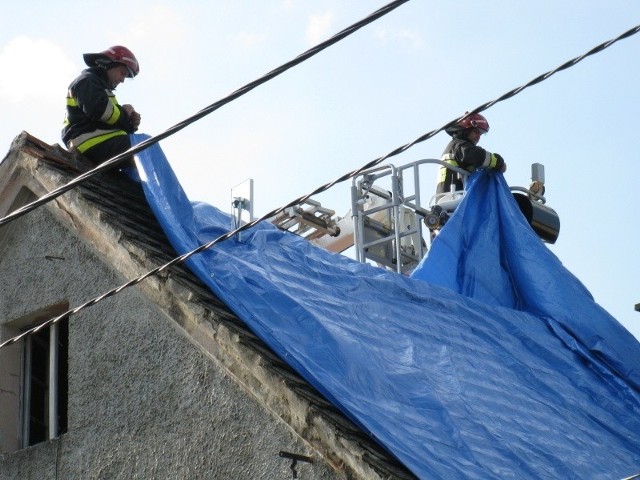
436,136,504,194
62,67,136,154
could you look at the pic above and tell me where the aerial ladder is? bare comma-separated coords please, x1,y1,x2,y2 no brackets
253,160,560,274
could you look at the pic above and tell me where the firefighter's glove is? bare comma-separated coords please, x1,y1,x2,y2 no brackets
490,153,507,172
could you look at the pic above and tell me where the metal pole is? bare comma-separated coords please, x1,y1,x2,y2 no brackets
49,323,59,439
390,166,403,273
22,337,32,448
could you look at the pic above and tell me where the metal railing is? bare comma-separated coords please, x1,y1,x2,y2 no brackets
350,159,551,273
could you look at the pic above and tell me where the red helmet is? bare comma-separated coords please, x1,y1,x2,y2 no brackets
446,112,490,136
83,45,140,78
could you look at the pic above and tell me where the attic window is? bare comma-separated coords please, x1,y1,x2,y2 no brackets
0,308,69,453
21,320,69,447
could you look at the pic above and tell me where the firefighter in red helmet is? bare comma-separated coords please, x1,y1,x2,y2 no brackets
436,112,507,195
62,46,141,167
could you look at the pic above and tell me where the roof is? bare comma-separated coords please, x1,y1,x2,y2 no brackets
6,131,640,479
128,132,640,479
1,132,415,480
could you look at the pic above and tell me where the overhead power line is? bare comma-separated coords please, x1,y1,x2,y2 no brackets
1,22,639,350
0,0,409,230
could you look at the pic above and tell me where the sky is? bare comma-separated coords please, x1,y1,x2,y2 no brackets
1,1,639,340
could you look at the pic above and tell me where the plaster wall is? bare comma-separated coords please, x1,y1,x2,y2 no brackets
0,191,339,479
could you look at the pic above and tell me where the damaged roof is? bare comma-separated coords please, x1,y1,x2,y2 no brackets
1,132,415,480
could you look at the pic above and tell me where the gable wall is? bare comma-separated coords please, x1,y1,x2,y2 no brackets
0,181,339,479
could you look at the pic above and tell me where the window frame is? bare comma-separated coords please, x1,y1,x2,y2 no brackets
21,319,69,448
0,303,69,453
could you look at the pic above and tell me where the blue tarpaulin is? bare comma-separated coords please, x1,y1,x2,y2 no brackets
130,134,640,479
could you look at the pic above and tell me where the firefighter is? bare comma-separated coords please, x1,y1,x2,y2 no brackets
62,45,141,167
436,112,506,195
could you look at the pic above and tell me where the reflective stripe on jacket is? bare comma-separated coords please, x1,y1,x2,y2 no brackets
67,129,128,153
61,67,135,153
436,137,498,194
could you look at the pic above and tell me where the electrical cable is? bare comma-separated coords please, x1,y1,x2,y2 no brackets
1,23,639,350
0,0,409,230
